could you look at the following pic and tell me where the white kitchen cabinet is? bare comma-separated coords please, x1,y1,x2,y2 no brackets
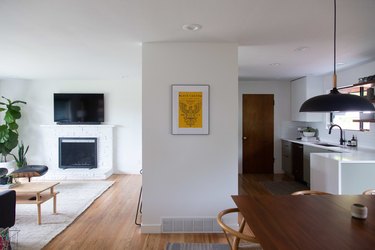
291,76,324,122
311,153,375,194
303,145,334,186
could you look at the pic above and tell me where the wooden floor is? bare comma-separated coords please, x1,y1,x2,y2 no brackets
44,174,279,250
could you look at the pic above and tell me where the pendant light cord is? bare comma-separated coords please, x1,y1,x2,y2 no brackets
333,0,337,88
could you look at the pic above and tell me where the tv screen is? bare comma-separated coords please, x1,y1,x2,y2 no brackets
54,93,104,124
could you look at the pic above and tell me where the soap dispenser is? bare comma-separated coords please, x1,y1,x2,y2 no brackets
351,135,357,147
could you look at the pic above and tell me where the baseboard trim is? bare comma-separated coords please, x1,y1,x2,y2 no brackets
141,224,161,234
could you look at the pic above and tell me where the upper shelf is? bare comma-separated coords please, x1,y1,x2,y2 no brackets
353,81,375,87
353,119,375,123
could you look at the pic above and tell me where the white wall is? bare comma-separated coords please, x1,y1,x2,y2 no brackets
0,78,142,173
317,60,375,149
142,43,238,233
239,80,291,174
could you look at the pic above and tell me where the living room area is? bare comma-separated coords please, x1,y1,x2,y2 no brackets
0,76,144,249
0,41,238,249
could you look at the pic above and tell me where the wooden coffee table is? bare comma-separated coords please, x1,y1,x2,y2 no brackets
12,182,60,225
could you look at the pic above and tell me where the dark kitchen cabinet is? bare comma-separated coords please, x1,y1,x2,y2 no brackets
281,140,292,177
292,143,304,182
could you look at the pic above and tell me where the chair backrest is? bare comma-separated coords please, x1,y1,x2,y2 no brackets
362,189,375,195
0,190,16,228
291,190,331,195
217,208,260,250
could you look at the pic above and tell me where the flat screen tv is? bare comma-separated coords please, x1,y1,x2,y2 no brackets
54,93,104,124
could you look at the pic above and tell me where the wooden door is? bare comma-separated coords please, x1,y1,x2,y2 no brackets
242,94,274,174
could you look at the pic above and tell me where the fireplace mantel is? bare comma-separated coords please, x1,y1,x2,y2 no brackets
40,124,114,180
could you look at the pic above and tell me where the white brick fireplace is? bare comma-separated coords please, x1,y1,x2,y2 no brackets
40,125,114,180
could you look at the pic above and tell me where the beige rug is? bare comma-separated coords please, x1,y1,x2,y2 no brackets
12,181,114,250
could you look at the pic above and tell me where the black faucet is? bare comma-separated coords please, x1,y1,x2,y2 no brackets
328,124,345,145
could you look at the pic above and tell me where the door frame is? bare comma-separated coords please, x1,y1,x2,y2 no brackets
238,82,292,175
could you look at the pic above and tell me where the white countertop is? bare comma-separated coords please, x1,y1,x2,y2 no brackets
282,138,375,163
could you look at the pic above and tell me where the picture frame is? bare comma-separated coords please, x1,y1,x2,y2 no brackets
172,85,209,135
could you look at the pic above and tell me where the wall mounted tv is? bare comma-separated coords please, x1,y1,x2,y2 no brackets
54,93,104,124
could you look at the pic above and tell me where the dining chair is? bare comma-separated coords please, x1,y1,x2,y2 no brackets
291,190,331,195
217,208,262,250
362,189,375,195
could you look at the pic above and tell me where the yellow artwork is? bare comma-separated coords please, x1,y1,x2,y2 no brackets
178,92,203,128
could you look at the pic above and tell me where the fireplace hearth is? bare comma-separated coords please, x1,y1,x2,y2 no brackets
59,137,97,169
41,125,114,180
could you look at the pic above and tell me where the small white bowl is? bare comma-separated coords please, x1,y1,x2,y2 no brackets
303,131,315,137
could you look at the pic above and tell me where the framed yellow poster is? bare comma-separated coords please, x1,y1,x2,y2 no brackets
172,85,209,135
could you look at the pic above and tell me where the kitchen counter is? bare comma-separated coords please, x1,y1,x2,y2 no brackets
282,138,375,162
282,138,375,194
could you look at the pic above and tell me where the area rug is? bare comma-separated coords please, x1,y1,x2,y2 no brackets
165,243,230,250
12,181,114,250
261,180,308,195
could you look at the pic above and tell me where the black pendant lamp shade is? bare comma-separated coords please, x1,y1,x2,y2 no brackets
299,0,375,113
300,87,375,112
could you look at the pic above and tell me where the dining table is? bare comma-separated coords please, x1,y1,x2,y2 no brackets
232,194,375,250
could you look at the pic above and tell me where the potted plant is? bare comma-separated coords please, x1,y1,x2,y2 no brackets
0,167,11,184
302,127,317,137
0,96,27,172
11,143,29,169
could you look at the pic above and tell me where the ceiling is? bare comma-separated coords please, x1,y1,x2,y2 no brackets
0,0,374,81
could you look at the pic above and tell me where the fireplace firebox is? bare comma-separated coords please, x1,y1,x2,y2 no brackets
59,137,97,169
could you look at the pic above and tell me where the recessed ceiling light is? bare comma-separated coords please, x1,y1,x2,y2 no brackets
182,24,202,31
269,63,281,66
294,46,310,52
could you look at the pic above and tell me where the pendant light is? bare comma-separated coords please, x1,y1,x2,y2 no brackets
299,0,375,112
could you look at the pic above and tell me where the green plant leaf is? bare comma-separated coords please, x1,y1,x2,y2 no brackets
1,96,11,104
9,109,21,120
8,122,18,130
24,145,29,155
0,125,9,143
0,146,8,157
9,105,21,112
5,131,18,150
11,100,26,105
4,111,15,123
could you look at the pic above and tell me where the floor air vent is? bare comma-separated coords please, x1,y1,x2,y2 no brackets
162,217,222,233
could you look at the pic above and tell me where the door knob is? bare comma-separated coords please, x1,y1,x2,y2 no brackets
243,137,247,140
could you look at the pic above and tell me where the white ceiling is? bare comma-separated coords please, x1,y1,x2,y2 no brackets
0,0,374,81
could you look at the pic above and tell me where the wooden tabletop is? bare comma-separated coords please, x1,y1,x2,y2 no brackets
232,195,375,250
11,182,60,194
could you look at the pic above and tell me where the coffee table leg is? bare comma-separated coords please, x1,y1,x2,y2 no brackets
37,203,41,225
53,194,57,214
51,187,57,214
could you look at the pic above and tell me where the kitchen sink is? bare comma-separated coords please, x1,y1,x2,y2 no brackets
313,142,351,153
315,143,340,147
